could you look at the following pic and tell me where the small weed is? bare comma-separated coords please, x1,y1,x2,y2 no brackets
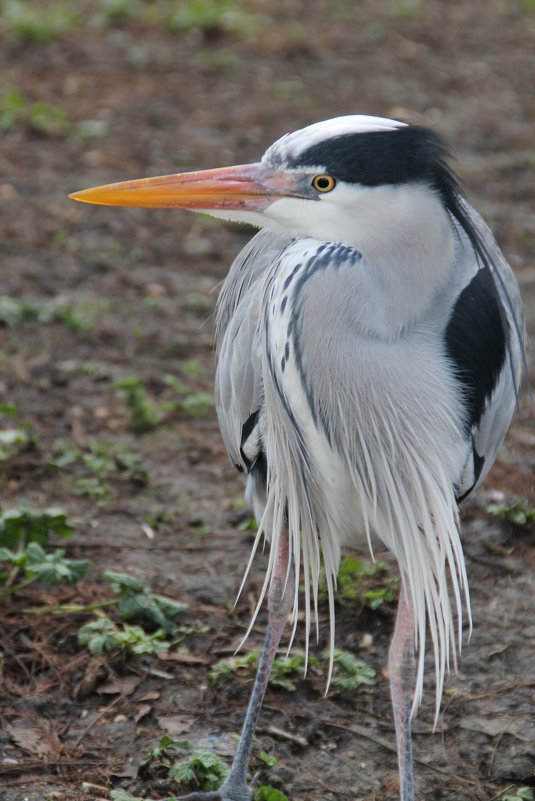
78,615,170,656
110,791,145,801
0,294,90,330
270,651,316,692
169,749,229,792
327,649,376,692
0,87,109,141
52,439,148,504
259,751,277,767
73,476,113,502
0,542,88,594
320,555,397,609
500,788,534,801
163,373,215,418
114,373,214,431
0,428,32,461
141,733,190,767
238,516,258,532
0,402,18,419
0,505,73,550
208,650,259,686
254,787,289,801
105,570,187,634
2,1,79,43
165,0,262,38
0,89,71,136
209,649,316,692
89,0,144,28
487,497,535,529
0,505,82,595
115,376,163,432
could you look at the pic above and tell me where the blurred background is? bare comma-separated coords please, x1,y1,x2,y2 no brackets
0,2,534,801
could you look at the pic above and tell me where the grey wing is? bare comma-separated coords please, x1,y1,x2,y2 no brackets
215,229,292,474
450,205,526,499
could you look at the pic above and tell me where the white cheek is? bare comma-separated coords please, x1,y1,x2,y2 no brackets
265,195,347,241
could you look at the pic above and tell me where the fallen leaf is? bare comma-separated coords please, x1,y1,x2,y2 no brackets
5,718,60,758
137,690,160,702
108,761,139,779
97,675,142,696
159,651,208,665
460,715,534,742
135,704,152,723
157,714,195,735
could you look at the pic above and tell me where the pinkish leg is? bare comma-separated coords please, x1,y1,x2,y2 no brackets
388,582,415,801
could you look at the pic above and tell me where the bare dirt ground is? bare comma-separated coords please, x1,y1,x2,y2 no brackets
1,2,534,800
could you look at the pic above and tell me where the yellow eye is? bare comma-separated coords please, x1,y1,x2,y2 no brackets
312,174,336,193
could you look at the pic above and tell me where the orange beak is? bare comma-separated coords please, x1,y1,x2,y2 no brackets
69,162,304,212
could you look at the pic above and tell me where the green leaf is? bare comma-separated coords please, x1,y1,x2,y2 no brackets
259,751,277,767
24,542,88,586
78,617,121,653
328,649,376,692
110,791,145,801
254,786,289,801
169,749,229,791
0,505,73,549
105,570,146,593
0,428,30,460
105,570,187,633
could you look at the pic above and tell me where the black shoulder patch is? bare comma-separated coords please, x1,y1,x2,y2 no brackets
445,266,507,432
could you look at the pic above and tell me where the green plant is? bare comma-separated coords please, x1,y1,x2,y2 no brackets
163,374,214,418
487,498,535,528
0,542,88,595
258,751,277,767
208,650,259,686
209,649,316,692
0,427,32,461
1,1,79,43
254,787,289,801
141,733,190,768
0,505,73,549
109,790,145,801
78,615,170,656
90,0,144,27
323,555,397,609
0,294,91,329
0,505,81,594
105,570,187,634
166,0,261,37
500,788,534,801
327,649,376,692
51,438,148,504
169,749,229,791
115,375,163,431
270,650,317,692
0,402,18,418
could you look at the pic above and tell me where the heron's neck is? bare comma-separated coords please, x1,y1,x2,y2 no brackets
349,185,455,334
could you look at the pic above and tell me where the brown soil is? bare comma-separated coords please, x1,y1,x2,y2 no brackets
1,2,534,800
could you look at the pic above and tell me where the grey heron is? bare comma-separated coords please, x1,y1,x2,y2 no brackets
70,115,525,801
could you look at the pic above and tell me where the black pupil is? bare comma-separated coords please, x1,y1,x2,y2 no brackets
316,176,330,189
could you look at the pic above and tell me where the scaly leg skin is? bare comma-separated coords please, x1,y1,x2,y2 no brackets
388,582,416,801
179,530,293,801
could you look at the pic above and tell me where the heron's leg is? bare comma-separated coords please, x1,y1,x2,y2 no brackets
179,529,293,801
388,582,415,801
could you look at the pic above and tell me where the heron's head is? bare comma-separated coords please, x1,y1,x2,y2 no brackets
70,115,464,256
